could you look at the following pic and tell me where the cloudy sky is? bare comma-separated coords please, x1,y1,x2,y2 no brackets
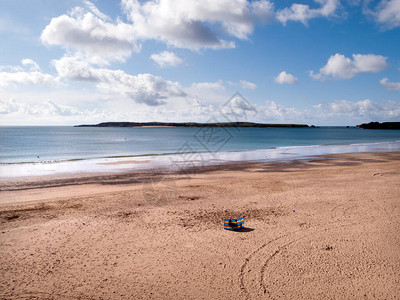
0,0,399,125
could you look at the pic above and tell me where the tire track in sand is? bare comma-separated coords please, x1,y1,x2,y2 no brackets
239,228,315,299
240,199,359,299
0,291,94,300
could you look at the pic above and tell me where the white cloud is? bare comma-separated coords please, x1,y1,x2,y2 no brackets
261,100,304,121
34,100,82,116
310,53,388,80
2,94,400,126
274,71,298,84
83,0,112,21
0,97,128,125
0,95,221,125
0,65,22,72
0,98,19,114
189,81,225,93
41,7,139,64
250,0,275,23
0,59,59,88
219,93,257,121
185,80,227,105
150,51,182,67
144,97,217,122
121,0,274,50
0,98,80,116
276,0,340,25
240,80,257,89
41,0,275,64
313,99,400,120
21,59,41,72
53,55,186,106
0,72,58,88
258,98,400,124
380,77,400,91
364,0,400,29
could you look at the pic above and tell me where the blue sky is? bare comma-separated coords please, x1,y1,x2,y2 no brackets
0,0,399,125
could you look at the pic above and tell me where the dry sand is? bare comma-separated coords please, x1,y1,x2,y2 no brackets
0,152,399,299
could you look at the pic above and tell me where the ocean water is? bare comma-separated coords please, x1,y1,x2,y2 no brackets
1,126,400,177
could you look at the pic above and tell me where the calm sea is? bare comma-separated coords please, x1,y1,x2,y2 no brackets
1,126,400,177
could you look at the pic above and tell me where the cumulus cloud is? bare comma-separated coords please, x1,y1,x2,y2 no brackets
179,82,258,121
314,99,372,114
380,77,400,91
53,55,186,106
39,1,276,109
41,0,274,63
189,81,225,92
0,97,130,125
0,59,59,88
41,6,139,64
0,72,57,88
0,98,80,116
0,95,219,125
258,98,400,124
364,0,400,29
186,80,227,105
276,0,340,25
240,80,257,89
274,71,298,84
261,100,304,121
313,99,400,120
310,53,388,80
3,94,400,126
121,0,274,50
0,98,20,114
218,92,258,122
250,0,275,22
21,59,41,72
150,51,182,67
32,100,82,116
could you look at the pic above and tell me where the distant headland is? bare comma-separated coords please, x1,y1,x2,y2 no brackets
74,122,310,128
357,122,400,129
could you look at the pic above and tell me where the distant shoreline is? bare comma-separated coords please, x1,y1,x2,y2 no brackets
357,122,400,129
73,121,400,129
74,122,310,128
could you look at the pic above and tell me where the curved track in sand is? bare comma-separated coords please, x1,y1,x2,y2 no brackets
239,191,399,300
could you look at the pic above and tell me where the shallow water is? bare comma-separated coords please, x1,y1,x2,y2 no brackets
1,126,400,177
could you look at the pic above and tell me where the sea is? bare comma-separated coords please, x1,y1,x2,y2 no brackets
1,126,400,178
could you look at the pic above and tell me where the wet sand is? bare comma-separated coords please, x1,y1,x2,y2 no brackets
98,160,151,165
0,152,399,299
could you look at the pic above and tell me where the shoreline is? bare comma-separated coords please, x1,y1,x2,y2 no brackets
1,140,400,179
1,151,399,203
1,150,399,183
1,151,399,298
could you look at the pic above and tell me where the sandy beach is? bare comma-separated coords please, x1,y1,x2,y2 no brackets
0,152,399,299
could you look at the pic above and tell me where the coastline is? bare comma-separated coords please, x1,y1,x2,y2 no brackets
74,121,310,128
1,140,400,179
0,151,399,299
1,150,399,193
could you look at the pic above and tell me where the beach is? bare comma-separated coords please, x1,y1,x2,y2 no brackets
1,152,399,299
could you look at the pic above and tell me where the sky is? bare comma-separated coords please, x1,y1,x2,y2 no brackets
0,0,400,126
